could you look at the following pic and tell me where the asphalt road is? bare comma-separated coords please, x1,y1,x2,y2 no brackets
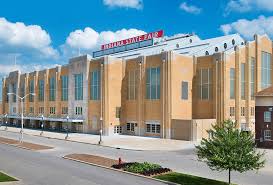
0,130,272,185
0,144,166,185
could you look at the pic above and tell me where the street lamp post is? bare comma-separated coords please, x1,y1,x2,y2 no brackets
99,117,103,145
40,115,44,136
4,114,8,130
65,116,69,140
7,93,35,143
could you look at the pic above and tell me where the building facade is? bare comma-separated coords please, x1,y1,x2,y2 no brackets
255,86,273,148
1,32,273,141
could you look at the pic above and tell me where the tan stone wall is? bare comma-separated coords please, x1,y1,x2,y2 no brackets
0,101,2,115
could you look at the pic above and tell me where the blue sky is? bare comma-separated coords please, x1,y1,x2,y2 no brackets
1,0,273,99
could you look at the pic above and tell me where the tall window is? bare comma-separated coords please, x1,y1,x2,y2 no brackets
250,57,255,100
49,77,56,101
20,83,25,101
38,80,44,101
181,81,188,100
199,68,212,100
264,111,271,122
74,73,83,100
230,68,235,99
264,130,271,140
90,70,100,100
261,51,272,89
29,80,34,102
146,67,160,99
128,70,137,100
12,83,16,102
61,75,68,101
241,63,246,100
75,107,83,115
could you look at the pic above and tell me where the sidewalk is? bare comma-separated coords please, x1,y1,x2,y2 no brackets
0,126,197,151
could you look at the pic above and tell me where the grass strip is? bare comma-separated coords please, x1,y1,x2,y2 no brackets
0,172,17,182
154,172,236,185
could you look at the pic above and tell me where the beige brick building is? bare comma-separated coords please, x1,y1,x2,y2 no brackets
1,33,272,141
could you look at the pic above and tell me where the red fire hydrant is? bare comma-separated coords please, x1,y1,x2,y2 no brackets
118,157,122,165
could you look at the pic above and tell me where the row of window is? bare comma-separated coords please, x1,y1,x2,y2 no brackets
126,122,161,134
229,107,255,117
27,107,82,115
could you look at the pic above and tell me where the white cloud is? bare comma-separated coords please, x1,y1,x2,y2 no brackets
220,15,273,39
62,28,146,58
225,0,273,14
103,0,143,9
179,2,202,15
0,17,58,58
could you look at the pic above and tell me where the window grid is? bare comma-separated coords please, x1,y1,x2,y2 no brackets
241,63,246,100
49,77,56,101
126,123,135,132
230,68,235,99
49,107,56,114
250,57,255,100
230,107,235,117
74,74,83,100
61,76,68,101
29,80,34,102
20,83,25,102
91,70,100,100
261,51,272,89
264,130,271,140
75,107,83,115
39,107,44,114
199,68,212,100
128,70,137,100
241,107,245,116
62,107,68,115
12,83,16,102
38,80,44,101
264,111,271,122
146,123,160,134
146,67,160,100
182,81,188,100
114,126,122,134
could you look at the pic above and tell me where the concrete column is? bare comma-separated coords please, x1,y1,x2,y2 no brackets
255,34,261,92
235,46,241,127
246,42,251,129
161,51,172,139
137,56,145,136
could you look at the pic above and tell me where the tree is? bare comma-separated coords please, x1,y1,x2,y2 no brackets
196,120,265,184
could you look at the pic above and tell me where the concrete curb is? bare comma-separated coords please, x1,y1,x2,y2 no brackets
1,129,191,152
62,156,179,185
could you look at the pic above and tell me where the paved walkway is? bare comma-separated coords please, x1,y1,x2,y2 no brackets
0,126,197,151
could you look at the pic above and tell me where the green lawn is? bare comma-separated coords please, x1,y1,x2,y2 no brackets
0,172,17,182
154,172,236,185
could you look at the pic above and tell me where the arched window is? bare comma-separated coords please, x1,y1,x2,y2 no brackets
215,47,219,52
232,39,235,45
205,51,209,55
189,39,192,43
224,43,227,49
176,44,179,48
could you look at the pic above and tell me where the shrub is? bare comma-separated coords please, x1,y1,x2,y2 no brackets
112,162,171,176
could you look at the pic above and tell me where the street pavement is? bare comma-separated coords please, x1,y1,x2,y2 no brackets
0,144,166,185
0,129,272,185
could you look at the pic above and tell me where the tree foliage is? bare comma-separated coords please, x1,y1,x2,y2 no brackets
196,120,265,184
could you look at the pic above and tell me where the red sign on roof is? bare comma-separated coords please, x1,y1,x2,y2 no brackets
101,30,164,50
